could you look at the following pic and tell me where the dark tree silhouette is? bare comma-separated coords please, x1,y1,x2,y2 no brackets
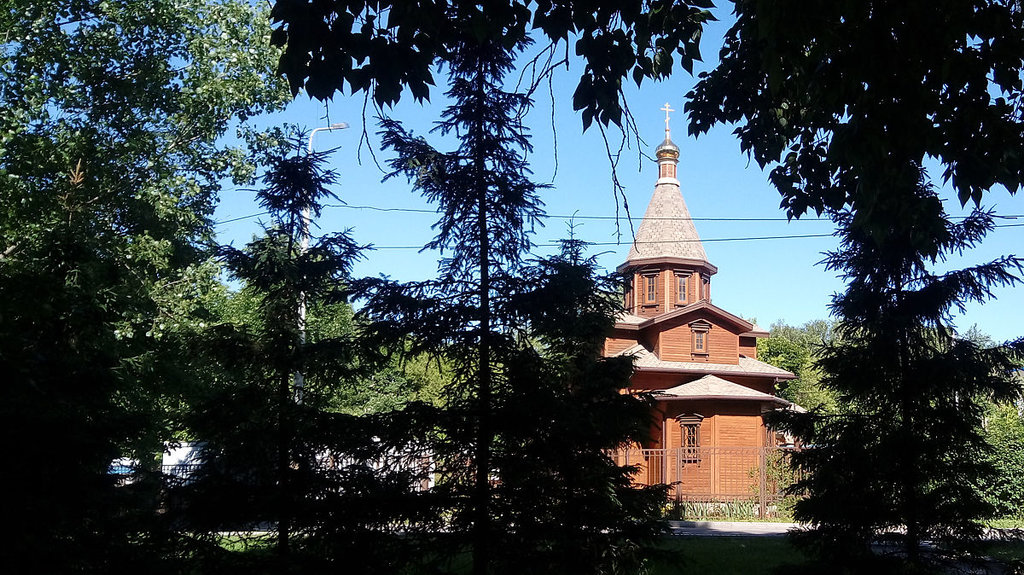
686,0,1024,565
179,135,443,573
270,0,713,131
362,29,665,574
0,1,286,571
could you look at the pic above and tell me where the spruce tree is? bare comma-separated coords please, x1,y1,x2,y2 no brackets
369,31,664,574
496,234,667,574
686,1,1024,565
775,174,1023,565
372,34,544,574
179,134,440,573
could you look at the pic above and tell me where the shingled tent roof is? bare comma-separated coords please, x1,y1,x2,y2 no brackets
656,374,790,405
624,179,708,264
613,344,796,379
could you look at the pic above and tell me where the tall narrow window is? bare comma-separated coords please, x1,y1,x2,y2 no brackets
643,273,657,304
675,272,689,305
691,321,710,355
677,414,703,463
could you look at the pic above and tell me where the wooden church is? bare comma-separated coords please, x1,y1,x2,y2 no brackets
606,108,796,503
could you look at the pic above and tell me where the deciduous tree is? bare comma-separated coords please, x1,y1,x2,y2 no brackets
0,1,287,570
758,320,837,412
270,0,713,130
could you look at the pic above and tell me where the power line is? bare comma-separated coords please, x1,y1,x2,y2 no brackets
215,212,268,225
370,234,839,249
357,223,1024,250
216,202,1024,226
322,203,830,222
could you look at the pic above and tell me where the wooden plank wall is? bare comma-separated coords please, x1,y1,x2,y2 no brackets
663,401,765,449
630,371,683,392
631,373,778,399
604,330,638,356
706,321,739,364
739,336,757,359
728,376,775,395
632,268,703,316
634,270,665,317
662,401,767,495
654,313,740,364
656,318,689,362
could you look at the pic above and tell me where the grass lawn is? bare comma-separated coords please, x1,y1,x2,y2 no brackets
649,537,811,575
986,518,1024,529
649,536,1024,575
212,532,1024,574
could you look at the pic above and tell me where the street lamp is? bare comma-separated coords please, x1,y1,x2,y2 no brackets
295,122,349,404
302,123,349,252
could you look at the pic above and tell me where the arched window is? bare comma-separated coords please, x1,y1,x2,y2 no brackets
677,414,704,463
690,320,711,355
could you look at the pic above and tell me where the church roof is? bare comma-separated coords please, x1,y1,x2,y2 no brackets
614,344,796,379
615,312,647,325
656,136,679,155
655,374,790,405
624,180,708,265
613,304,769,337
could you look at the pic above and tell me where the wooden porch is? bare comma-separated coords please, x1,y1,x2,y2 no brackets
614,446,800,518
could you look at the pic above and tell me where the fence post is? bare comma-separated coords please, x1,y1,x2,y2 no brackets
758,448,768,519
675,448,682,500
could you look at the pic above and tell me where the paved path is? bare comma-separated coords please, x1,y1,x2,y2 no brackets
668,520,800,537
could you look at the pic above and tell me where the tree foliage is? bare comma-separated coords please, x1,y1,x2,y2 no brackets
270,0,713,130
687,0,1023,217
495,235,667,574
0,1,287,570
980,401,1024,519
758,320,838,413
782,203,1024,563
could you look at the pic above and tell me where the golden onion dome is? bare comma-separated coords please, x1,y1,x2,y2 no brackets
656,136,680,159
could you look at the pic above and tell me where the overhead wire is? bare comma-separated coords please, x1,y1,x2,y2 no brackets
210,203,1023,250
216,202,1024,225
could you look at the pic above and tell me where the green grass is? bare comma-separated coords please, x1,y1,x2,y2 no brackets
210,532,1023,574
216,533,274,553
985,517,1024,529
671,516,798,523
649,536,811,575
647,535,1024,575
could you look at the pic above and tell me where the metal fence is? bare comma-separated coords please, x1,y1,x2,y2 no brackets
614,446,801,519
158,453,435,491
160,463,203,485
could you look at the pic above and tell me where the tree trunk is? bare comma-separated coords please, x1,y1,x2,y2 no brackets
471,53,492,575
277,370,291,558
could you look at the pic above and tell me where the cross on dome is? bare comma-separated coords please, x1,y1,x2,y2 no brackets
655,102,680,167
660,102,674,138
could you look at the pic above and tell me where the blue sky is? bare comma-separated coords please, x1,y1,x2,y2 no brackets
214,14,1024,342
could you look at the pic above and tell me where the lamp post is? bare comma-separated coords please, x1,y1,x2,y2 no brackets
294,122,348,404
